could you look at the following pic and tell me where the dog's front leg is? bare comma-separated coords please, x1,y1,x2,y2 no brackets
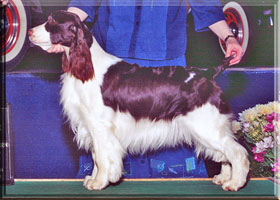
83,121,125,190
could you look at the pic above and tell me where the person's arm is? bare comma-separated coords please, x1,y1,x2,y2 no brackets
188,0,243,66
47,7,88,53
209,20,243,66
67,7,88,21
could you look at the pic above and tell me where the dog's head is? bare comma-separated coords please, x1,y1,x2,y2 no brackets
29,10,94,83
45,10,93,48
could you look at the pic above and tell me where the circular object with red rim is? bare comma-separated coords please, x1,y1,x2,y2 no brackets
1,0,30,71
219,1,249,55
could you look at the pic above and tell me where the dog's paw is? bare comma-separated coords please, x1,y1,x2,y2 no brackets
212,174,231,186
84,178,109,190
109,165,122,183
109,173,122,184
222,180,242,192
83,175,93,187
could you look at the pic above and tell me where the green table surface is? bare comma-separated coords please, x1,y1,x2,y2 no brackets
2,179,278,199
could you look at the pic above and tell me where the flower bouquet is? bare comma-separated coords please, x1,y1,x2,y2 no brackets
232,101,280,177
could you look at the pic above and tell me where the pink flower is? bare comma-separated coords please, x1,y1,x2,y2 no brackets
277,113,280,121
274,113,280,121
272,167,279,173
272,157,280,173
254,153,266,163
254,151,266,163
266,113,275,123
264,123,274,132
266,112,280,123
252,146,266,163
252,146,257,154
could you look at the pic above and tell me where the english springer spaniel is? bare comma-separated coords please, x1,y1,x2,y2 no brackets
28,10,249,192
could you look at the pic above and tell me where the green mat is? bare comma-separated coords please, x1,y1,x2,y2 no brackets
2,180,277,198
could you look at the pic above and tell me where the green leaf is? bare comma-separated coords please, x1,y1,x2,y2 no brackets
244,132,255,144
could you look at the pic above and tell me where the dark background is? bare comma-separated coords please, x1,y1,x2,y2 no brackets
9,1,275,73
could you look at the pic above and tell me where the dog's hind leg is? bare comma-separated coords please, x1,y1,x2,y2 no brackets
199,128,248,191
212,162,232,185
219,138,249,191
199,148,232,185
183,103,249,191
206,144,248,191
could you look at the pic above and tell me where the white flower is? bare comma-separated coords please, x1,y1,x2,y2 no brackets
252,121,260,127
263,136,274,149
243,122,251,132
255,141,266,153
255,137,274,153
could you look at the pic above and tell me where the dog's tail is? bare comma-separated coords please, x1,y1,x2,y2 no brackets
204,55,235,79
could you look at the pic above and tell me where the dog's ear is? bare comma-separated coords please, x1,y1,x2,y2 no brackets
62,52,70,73
67,28,94,83
47,15,56,25
71,11,93,48
81,23,93,48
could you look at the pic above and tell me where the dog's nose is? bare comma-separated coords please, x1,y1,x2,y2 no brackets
28,29,33,36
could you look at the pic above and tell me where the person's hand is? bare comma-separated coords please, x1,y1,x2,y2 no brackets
225,37,244,66
1,0,9,6
46,44,65,53
209,20,244,66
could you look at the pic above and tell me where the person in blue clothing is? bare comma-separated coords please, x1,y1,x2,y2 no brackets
48,0,243,66
47,0,243,178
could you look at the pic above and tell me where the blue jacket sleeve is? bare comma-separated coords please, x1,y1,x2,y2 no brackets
188,0,225,32
68,0,98,23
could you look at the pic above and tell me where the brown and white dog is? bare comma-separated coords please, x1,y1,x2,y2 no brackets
29,10,249,191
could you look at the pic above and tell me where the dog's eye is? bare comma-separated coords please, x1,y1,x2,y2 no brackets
69,25,77,33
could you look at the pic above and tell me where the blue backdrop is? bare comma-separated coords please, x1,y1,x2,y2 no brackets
6,69,275,178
